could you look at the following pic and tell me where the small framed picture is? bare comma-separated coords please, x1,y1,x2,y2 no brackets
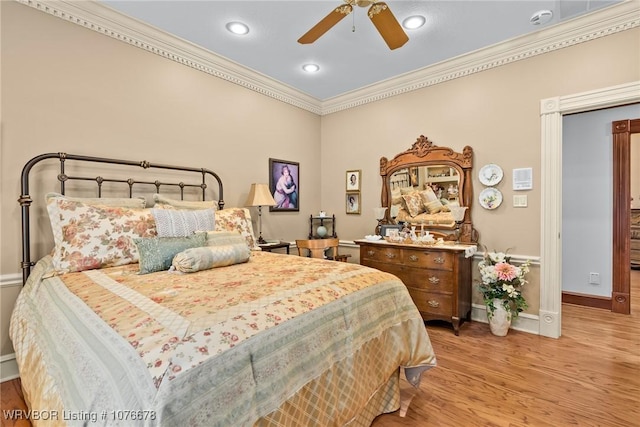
380,224,402,237
269,158,299,212
346,192,360,214
346,170,361,192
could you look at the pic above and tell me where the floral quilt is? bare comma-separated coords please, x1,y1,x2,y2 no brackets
10,252,436,426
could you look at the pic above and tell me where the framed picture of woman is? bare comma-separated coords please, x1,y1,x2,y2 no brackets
269,158,299,212
346,193,360,214
346,170,361,192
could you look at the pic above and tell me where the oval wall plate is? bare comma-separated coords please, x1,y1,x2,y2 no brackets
479,164,503,186
479,187,503,210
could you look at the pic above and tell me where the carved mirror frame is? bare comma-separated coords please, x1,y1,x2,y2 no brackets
380,135,477,243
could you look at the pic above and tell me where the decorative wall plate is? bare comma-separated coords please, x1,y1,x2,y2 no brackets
479,164,504,186
479,187,503,210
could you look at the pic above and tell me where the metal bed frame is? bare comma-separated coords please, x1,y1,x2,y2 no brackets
18,152,225,284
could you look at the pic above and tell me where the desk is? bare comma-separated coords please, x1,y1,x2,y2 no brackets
258,241,290,254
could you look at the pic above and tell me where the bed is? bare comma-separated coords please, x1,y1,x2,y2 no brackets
10,153,437,426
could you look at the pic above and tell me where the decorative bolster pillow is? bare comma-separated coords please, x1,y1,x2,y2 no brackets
172,242,251,273
134,233,207,274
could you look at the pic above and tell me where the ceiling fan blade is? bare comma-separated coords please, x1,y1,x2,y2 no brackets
298,4,353,44
368,2,409,50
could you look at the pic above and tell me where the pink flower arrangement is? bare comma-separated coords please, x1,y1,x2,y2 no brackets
478,248,531,319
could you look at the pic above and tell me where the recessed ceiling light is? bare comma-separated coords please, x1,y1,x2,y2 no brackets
226,21,249,35
402,15,426,30
302,64,320,73
530,10,553,26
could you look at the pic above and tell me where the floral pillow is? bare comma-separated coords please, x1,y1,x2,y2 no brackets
214,208,260,251
46,196,157,274
401,192,425,217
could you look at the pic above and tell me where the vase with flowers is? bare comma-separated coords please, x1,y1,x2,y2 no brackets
477,248,531,336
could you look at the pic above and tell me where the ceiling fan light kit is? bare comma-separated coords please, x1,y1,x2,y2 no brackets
298,0,409,50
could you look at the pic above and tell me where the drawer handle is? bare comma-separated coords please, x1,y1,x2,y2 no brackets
434,256,445,264
427,300,440,308
367,250,375,256
385,252,396,259
428,276,440,284
408,255,419,262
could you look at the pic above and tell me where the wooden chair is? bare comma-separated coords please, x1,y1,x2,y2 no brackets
296,238,349,261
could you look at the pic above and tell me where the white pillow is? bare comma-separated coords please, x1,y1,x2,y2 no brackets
152,194,218,210
151,208,215,237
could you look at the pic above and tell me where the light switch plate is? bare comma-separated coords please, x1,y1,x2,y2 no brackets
513,195,528,207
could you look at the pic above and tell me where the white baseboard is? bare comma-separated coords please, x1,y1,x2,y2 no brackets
1,353,19,382
471,303,540,335
1,273,22,382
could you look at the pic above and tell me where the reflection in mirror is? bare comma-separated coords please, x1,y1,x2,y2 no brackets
380,135,477,243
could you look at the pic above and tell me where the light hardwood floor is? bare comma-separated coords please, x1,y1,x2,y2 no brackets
3,271,639,427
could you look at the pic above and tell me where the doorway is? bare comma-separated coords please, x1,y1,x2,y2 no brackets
539,82,640,339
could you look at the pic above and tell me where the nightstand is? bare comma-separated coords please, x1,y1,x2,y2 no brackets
258,241,290,254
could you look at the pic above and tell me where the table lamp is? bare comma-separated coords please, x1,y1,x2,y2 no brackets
245,183,276,244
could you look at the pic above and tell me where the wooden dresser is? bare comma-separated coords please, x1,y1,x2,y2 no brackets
631,209,640,269
357,240,473,335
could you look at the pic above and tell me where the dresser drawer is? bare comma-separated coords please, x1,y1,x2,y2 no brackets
358,241,472,335
401,249,454,271
631,239,640,251
402,268,454,292
408,288,453,317
361,246,402,264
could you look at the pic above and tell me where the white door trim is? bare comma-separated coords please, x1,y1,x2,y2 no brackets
539,81,640,338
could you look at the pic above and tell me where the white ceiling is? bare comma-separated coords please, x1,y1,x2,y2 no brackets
100,0,621,101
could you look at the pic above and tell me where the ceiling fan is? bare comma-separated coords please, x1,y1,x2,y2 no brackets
298,0,409,50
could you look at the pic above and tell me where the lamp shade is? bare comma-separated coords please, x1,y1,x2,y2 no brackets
373,207,387,220
245,183,276,207
449,206,468,222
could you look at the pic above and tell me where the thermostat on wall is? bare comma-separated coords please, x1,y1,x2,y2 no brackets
513,168,533,190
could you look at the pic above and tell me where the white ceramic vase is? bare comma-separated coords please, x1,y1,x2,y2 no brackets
487,298,512,336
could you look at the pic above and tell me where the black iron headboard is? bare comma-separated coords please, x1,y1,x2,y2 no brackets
18,152,225,284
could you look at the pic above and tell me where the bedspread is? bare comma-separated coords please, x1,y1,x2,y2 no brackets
10,251,436,426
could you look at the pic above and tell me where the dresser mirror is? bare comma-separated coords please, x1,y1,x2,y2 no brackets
380,135,477,243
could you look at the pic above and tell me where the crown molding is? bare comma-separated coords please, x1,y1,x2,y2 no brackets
16,0,640,116
15,0,323,115
321,0,640,114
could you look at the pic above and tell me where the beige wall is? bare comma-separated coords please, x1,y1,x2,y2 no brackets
1,0,639,360
320,28,640,246
319,28,639,314
0,2,320,357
